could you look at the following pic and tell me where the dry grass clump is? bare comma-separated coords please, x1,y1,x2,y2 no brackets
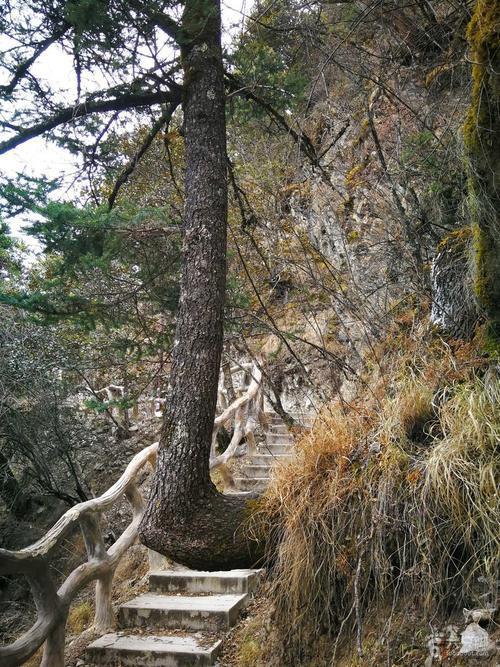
67,600,94,634
252,332,499,660
236,623,263,667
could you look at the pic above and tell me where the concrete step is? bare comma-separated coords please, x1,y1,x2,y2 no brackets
266,433,293,444
290,414,314,426
118,593,247,631
266,414,282,424
260,443,294,455
149,569,262,595
268,424,288,434
250,453,291,465
235,477,268,492
266,412,314,427
86,632,222,666
241,465,271,478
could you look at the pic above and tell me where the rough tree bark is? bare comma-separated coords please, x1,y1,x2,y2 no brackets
139,0,261,570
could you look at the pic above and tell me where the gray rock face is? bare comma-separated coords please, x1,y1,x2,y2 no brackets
425,624,460,665
431,231,478,338
459,622,497,657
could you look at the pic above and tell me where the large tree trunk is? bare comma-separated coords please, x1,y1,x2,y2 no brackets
139,0,261,570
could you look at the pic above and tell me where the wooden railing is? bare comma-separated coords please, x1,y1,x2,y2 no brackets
0,443,158,667
210,357,266,486
0,357,267,667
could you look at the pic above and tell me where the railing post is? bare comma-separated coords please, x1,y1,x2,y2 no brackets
41,619,66,667
0,443,158,667
94,570,115,632
80,514,115,632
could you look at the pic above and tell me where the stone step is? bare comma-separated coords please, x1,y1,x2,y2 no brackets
290,415,314,426
118,593,247,632
250,453,291,466
266,433,293,444
241,465,272,478
268,424,288,434
266,414,282,424
266,412,314,427
86,632,222,666
260,443,294,455
149,569,262,595
235,477,269,492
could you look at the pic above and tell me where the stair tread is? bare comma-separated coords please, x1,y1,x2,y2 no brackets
149,569,261,579
260,446,293,452
262,442,293,446
251,453,290,458
88,632,222,655
121,593,247,613
250,455,291,463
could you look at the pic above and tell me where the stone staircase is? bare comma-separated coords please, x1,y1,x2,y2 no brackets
234,411,308,492
86,568,263,665
85,412,310,666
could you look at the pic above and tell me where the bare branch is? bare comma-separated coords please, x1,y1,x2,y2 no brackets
108,105,178,210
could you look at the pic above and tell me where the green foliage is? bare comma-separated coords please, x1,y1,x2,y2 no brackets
226,273,251,312
65,0,113,36
0,174,58,218
28,202,107,272
0,220,20,279
84,396,133,413
228,0,310,120
2,201,181,334
400,130,466,230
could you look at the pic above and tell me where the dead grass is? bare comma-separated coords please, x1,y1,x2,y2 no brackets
67,600,93,634
249,324,499,662
236,623,264,667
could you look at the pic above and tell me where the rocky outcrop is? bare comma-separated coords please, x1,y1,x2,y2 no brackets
431,228,478,338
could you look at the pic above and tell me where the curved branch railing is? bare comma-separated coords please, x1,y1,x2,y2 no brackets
0,353,268,666
0,443,158,667
210,357,265,485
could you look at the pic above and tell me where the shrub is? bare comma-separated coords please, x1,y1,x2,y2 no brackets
252,333,499,661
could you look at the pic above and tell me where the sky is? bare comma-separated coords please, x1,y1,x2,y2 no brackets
1,0,253,252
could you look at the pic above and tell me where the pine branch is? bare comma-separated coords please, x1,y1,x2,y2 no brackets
225,71,318,164
0,87,182,155
0,23,71,96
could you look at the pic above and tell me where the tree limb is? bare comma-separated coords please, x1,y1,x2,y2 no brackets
225,71,318,164
0,87,182,155
108,105,178,210
0,24,71,97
